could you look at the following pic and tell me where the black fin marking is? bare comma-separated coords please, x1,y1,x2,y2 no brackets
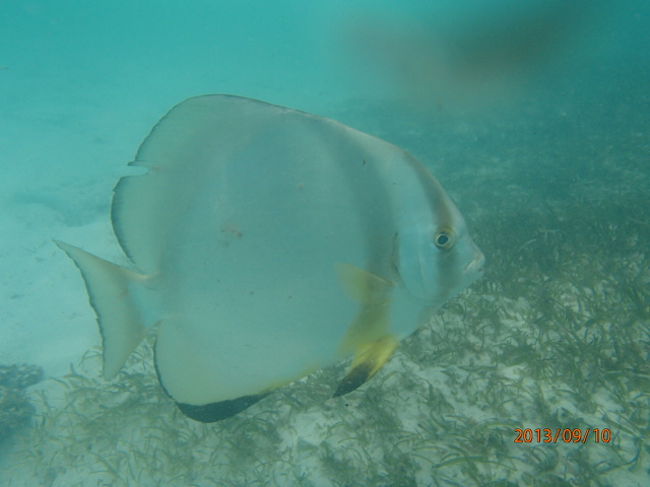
333,362,374,397
176,393,268,422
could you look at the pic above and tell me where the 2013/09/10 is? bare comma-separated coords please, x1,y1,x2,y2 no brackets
514,428,612,444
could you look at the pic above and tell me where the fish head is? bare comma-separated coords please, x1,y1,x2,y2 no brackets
395,196,484,305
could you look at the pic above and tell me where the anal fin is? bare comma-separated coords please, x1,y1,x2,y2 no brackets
333,335,398,397
176,393,269,422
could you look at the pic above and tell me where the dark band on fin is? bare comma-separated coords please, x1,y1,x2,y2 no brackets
154,339,268,422
333,335,398,398
176,393,268,422
333,362,374,397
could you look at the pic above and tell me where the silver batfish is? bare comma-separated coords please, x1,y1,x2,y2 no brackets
57,95,484,422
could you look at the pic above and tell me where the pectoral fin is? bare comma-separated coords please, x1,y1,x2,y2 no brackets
336,262,393,304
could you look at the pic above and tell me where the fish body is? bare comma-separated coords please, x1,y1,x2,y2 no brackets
58,95,483,421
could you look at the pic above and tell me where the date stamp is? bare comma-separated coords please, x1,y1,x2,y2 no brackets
514,428,612,444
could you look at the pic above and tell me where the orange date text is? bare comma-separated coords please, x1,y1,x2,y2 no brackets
514,428,612,444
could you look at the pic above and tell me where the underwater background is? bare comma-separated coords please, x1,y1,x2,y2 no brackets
1,0,648,485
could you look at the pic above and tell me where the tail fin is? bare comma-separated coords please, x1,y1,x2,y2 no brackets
55,240,148,379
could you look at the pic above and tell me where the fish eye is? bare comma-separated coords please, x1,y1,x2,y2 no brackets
434,229,455,250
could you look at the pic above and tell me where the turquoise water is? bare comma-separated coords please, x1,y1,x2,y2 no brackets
1,1,648,485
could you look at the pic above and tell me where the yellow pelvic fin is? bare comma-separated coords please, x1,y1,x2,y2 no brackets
335,263,398,395
337,263,395,355
333,335,399,397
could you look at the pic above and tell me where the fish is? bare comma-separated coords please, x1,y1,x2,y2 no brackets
56,94,484,422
